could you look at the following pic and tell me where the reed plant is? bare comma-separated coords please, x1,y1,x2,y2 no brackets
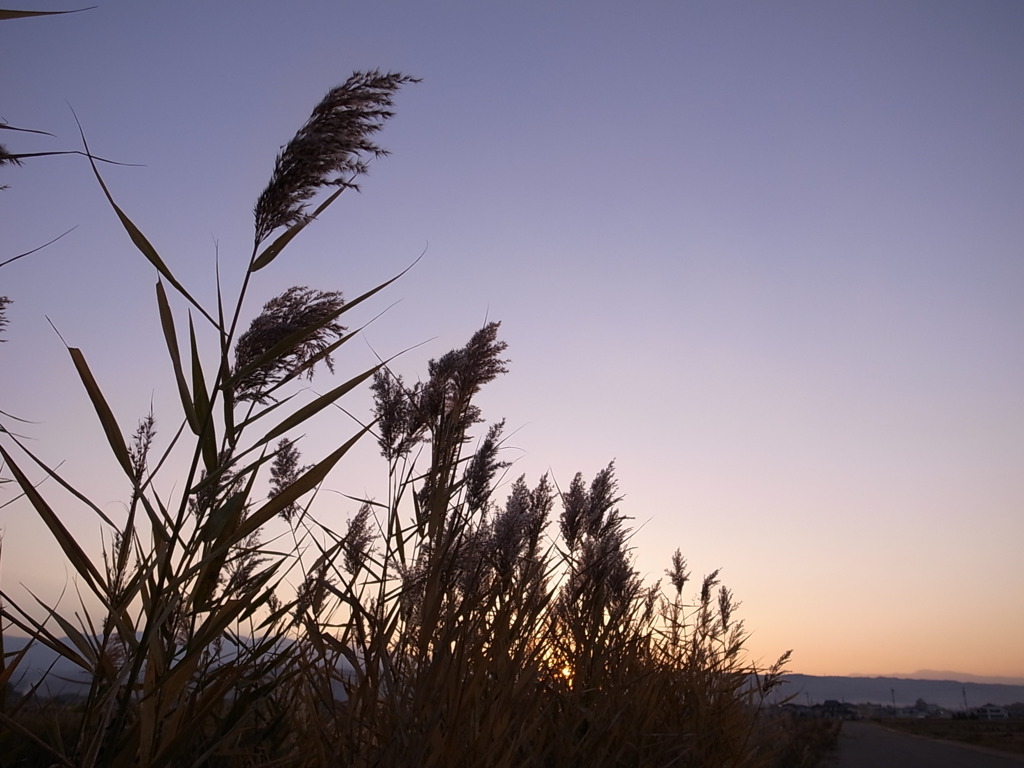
1,70,801,768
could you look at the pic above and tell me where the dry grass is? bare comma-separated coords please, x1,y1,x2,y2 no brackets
2,71,804,768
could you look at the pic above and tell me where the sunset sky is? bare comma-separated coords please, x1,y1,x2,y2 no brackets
3,1,1022,680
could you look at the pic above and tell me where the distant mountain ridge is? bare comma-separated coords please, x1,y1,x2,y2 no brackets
6,637,1024,709
873,670,1024,686
778,674,1024,710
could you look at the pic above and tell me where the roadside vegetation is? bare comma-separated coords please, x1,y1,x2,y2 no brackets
1,56,843,766
882,717,1024,756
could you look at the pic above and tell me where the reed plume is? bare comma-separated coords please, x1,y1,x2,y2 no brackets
234,285,345,402
0,296,10,341
253,70,419,246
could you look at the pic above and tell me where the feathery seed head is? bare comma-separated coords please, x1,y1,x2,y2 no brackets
253,70,419,246
233,286,345,403
418,322,509,439
343,502,377,575
464,420,509,515
666,548,689,596
371,370,423,461
0,296,11,341
268,438,308,523
559,472,588,552
701,568,721,606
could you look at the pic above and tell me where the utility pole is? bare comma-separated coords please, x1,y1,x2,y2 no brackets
891,688,896,711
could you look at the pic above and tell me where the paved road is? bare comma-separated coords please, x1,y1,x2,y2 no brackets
827,721,1024,768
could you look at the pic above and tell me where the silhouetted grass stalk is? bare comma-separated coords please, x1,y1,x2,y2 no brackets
0,70,809,768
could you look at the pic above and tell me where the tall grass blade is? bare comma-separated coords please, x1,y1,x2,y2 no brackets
234,425,369,542
156,280,200,433
192,492,247,610
250,187,345,272
188,314,217,473
0,445,106,593
259,365,381,446
67,346,134,479
0,8,94,20
32,599,96,668
0,427,117,526
74,116,216,328
0,642,31,691
337,257,418,315
0,226,75,270
0,123,54,136
231,392,297,436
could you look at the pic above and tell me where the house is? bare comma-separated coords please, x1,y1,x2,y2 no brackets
822,700,858,720
976,704,1009,720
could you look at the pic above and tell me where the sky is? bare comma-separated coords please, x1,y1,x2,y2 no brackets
2,1,1022,680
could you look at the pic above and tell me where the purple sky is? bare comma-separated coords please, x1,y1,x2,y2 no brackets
3,1,1023,678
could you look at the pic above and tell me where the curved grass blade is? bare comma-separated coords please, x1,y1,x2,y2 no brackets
0,122,53,136
0,408,35,422
256,318,371,403
156,280,200,433
0,641,32,691
233,425,370,543
0,444,107,594
259,365,381,447
0,226,75,269
0,8,94,20
73,114,217,328
0,427,116,526
333,255,420,316
227,302,349,390
231,391,297,437
67,346,134,479
188,314,217,473
250,186,345,272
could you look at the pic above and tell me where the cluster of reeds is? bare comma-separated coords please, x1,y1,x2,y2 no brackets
753,713,841,768
1,71,799,768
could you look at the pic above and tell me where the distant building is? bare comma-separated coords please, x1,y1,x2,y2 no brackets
976,704,1009,720
777,700,859,720
822,700,857,719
